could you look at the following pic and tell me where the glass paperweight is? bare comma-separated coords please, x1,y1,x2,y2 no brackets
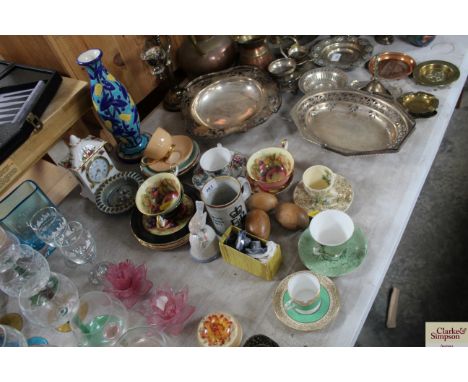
0,180,56,253
18,272,79,328
0,243,50,298
0,324,28,347
70,291,128,347
115,326,167,347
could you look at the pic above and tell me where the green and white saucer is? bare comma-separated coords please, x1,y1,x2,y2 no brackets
298,227,368,277
293,174,353,215
273,271,340,331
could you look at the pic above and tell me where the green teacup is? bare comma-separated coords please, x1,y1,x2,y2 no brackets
309,210,355,261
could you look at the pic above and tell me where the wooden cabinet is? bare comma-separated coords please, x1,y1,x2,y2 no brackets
0,35,186,104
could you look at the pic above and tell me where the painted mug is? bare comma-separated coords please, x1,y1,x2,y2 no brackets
246,139,294,193
285,272,322,314
200,143,233,177
201,176,252,234
309,210,355,260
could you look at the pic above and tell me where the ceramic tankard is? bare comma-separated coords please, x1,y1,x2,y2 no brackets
201,176,251,234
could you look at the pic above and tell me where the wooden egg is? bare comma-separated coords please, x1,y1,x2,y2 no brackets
246,192,278,212
245,209,271,240
275,203,309,231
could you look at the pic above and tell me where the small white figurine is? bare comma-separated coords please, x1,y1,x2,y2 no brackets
188,201,219,263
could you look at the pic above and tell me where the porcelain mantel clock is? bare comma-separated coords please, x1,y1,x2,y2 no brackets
66,135,119,201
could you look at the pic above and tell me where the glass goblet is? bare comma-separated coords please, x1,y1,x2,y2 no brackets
0,324,28,347
29,207,67,251
71,291,128,347
115,325,168,347
0,243,50,298
54,221,110,285
18,272,80,329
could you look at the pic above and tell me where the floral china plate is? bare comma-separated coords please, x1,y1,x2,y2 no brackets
293,174,353,214
298,227,368,277
192,151,247,190
273,271,340,331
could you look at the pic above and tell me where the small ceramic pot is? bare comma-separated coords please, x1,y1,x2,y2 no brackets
144,127,173,161
135,172,182,216
246,140,294,193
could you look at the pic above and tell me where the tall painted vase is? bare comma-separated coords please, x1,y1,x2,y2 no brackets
77,49,149,162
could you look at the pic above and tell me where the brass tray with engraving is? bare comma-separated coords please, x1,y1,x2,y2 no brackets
181,66,281,138
413,60,460,86
398,92,439,118
291,89,416,156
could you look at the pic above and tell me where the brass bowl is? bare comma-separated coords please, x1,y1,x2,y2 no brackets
368,52,416,80
398,92,439,118
413,60,460,86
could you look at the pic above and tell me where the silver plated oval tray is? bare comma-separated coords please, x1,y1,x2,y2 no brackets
181,66,281,138
310,36,374,71
95,171,145,215
291,89,416,156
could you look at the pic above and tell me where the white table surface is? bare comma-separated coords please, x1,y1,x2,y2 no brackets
6,35,468,347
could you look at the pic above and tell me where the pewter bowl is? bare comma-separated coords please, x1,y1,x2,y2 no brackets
291,89,415,156
298,68,348,94
268,58,296,78
311,36,373,71
182,66,281,138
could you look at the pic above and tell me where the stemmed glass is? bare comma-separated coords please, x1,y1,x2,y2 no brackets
0,324,28,347
115,326,168,347
29,207,67,253
54,221,111,285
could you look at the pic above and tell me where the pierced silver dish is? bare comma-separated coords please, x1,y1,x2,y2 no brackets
291,89,415,156
298,68,349,94
310,36,374,71
181,66,281,138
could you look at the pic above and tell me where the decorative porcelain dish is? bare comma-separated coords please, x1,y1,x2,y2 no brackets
273,271,340,331
181,66,281,138
95,171,144,215
298,67,348,94
291,89,416,155
368,52,416,80
310,36,373,71
413,60,460,86
398,92,439,118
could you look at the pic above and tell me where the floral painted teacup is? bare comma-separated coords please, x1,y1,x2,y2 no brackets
246,140,294,193
302,165,338,205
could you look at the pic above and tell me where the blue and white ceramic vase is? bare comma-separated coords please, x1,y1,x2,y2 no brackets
77,49,149,162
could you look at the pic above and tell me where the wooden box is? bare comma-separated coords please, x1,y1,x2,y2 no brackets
219,226,282,281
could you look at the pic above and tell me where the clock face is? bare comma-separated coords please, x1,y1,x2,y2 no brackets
86,156,110,184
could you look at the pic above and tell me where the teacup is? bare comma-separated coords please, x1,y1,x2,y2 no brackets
201,176,251,234
135,171,182,216
309,210,354,260
200,143,232,177
246,140,294,193
285,272,321,314
303,165,338,204
144,127,173,161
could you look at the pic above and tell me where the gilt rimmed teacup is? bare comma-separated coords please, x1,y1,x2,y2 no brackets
285,272,321,314
302,165,338,204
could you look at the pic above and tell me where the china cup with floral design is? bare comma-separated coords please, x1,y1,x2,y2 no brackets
246,140,294,193
135,171,182,216
302,165,338,204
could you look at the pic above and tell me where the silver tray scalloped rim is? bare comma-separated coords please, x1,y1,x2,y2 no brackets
311,36,374,71
181,66,281,138
291,89,416,156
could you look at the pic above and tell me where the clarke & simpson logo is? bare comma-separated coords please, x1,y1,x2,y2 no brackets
426,323,468,347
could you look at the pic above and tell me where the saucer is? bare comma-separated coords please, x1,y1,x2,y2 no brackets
148,135,193,172
273,271,339,331
141,140,200,178
95,171,144,215
298,227,368,277
293,174,353,214
192,151,247,191
142,194,195,236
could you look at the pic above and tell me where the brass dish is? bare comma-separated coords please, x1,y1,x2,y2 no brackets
413,60,460,86
398,92,439,118
181,66,281,138
311,36,373,71
368,52,416,80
